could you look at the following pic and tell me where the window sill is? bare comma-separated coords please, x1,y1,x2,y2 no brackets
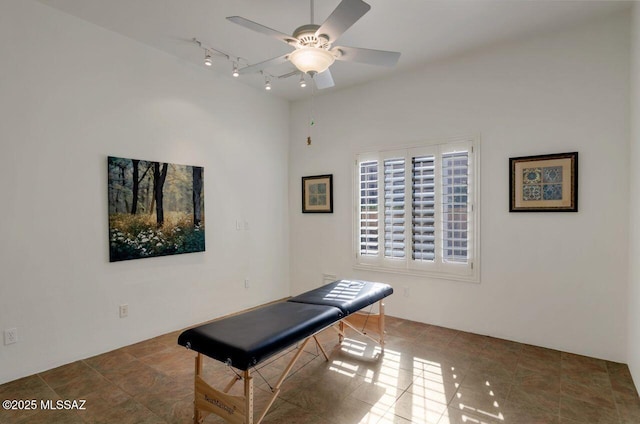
352,263,480,284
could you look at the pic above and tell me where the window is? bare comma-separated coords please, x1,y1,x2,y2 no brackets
355,139,479,282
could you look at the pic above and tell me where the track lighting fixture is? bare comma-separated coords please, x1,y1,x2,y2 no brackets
195,38,323,91
196,39,240,71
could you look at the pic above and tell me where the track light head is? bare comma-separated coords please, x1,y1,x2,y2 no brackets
232,62,239,78
299,74,307,88
204,51,213,67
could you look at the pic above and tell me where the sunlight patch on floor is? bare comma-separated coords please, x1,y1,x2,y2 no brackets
450,380,505,423
404,356,450,423
339,337,368,356
326,339,507,424
331,338,403,423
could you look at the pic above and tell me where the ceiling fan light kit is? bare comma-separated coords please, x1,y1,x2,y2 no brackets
289,47,335,75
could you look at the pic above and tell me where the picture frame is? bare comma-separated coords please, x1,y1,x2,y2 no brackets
302,174,333,213
509,152,578,212
108,156,205,262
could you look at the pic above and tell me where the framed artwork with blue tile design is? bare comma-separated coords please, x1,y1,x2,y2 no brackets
302,174,333,213
510,152,578,212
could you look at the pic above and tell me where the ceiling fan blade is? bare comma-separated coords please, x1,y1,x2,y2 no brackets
238,54,290,75
313,69,335,89
333,46,400,67
315,0,371,43
226,16,295,45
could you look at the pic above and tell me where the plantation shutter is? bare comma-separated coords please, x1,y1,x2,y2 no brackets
441,151,469,263
412,156,436,261
355,139,478,282
384,158,405,259
359,160,379,256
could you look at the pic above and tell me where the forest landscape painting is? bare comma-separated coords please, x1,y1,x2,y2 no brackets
108,156,205,262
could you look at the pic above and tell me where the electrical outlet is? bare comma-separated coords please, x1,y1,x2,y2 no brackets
119,304,129,318
4,328,17,345
244,279,250,289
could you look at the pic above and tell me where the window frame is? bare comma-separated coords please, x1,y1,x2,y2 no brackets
353,137,480,283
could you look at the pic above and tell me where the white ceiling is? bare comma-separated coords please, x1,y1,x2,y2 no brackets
36,0,631,101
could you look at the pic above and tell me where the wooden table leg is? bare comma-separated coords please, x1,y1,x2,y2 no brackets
379,301,386,352
194,354,203,424
244,370,253,424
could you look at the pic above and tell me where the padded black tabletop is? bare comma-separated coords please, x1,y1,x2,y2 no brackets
287,279,393,316
178,302,342,370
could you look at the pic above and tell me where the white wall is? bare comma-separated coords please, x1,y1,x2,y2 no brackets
0,1,633,387
629,3,640,388
289,12,630,362
0,0,290,384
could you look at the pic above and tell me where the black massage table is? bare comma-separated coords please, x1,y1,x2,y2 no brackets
178,279,393,424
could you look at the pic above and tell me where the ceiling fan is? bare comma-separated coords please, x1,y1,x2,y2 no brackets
227,0,401,89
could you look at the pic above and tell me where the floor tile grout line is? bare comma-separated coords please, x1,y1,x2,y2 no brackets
32,372,81,421
605,364,625,424
79,358,171,424
604,364,625,424
37,366,99,424
559,358,623,422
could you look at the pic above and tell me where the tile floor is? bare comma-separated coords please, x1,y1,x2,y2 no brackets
1,316,639,424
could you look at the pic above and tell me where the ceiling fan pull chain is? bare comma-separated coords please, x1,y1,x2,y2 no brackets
307,82,315,146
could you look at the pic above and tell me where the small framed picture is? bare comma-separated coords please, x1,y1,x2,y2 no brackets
302,174,333,213
510,152,578,212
